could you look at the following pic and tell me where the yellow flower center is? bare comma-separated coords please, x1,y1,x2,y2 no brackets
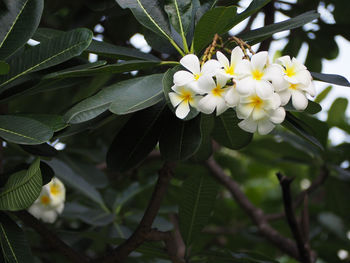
40,195,50,205
180,90,193,103
194,73,202,80
225,66,234,75
289,83,298,90
50,184,61,195
212,85,224,97
249,95,263,109
285,66,295,77
252,70,263,80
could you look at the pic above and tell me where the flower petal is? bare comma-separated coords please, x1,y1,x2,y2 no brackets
252,107,267,121
236,77,255,95
305,82,316,97
257,119,275,135
294,70,312,86
236,102,254,119
174,70,194,86
270,107,286,124
216,98,229,115
251,51,268,71
216,51,230,68
216,73,228,88
235,59,252,77
225,86,240,107
201,59,221,76
291,90,308,110
175,101,190,119
169,92,183,107
277,55,292,68
278,89,291,106
231,46,244,66
198,95,217,114
255,80,273,99
197,75,216,92
180,54,200,74
238,118,257,133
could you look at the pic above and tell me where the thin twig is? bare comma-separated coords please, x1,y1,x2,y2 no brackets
95,162,175,263
276,172,312,263
13,211,90,263
205,157,300,260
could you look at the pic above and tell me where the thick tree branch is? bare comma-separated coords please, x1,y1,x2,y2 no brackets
95,162,175,263
205,157,300,259
13,211,90,263
266,167,329,221
276,173,313,263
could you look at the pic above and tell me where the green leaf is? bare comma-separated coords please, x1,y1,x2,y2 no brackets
165,0,193,35
0,115,53,145
106,100,166,172
200,250,279,263
0,158,42,211
192,114,215,162
0,0,44,59
0,28,93,92
327,98,350,133
238,11,320,43
193,6,237,53
116,0,173,42
109,74,164,115
159,115,201,161
284,100,322,115
46,159,106,207
229,0,271,29
315,85,332,103
0,61,9,75
33,28,160,61
283,112,324,150
179,173,219,247
64,74,164,124
0,213,34,263
16,114,67,132
212,109,253,150
44,60,160,79
20,144,58,158
311,72,350,87
163,66,199,120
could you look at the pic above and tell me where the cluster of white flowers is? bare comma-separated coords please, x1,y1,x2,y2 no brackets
169,47,315,135
28,177,66,223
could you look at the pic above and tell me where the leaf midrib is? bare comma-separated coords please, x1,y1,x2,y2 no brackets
0,223,19,263
0,127,40,142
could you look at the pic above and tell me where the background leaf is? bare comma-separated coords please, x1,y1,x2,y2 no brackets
311,72,350,87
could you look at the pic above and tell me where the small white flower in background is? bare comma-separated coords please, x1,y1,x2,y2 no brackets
28,177,66,223
173,54,221,93
197,74,229,115
236,92,286,135
236,51,282,99
277,55,312,86
169,85,200,119
216,46,244,80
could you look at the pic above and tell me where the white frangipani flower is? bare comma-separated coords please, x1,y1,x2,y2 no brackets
197,74,229,115
224,83,240,107
277,56,312,86
236,51,282,99
173,54,221,93
169,85,200,119
236,92,286,135
216,46,244,80
28,177,66,224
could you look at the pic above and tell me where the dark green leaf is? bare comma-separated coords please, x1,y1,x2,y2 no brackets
163,66,199,120
165,0,193,35
282,112,324,150
192,114,215,162
284,100,322,114
64,74,164,123
0,158,42,211
315,85,332,103
311,72,350,87
0,115,53,145
193,6,237,53
327,98,350,133
106,100,166,172
20,143,58,157
16,114,67,132
0,0,44,59
40,162,55,185
0,213,34,263
179,173,219,247
212,109,253,150
116,0,172,41
238,11,320,43
159,115,201,161
0,28,93,92
0,61,9,75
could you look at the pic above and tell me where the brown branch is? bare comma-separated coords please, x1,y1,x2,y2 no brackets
205,157,300,260
13,211,90,263
95,162,175,263
266,166,329,221
276,173,313,263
